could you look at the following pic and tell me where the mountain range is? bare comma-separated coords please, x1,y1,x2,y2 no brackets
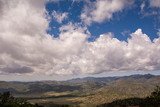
0,74,160,106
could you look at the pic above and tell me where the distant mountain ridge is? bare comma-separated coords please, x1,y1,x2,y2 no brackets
0,74,159,93
0,73,156,83
0,74,160,105
66,73,156,83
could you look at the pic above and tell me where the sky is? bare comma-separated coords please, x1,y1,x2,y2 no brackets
0,0,160,81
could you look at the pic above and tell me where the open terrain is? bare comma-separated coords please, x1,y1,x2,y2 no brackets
0,74,160,107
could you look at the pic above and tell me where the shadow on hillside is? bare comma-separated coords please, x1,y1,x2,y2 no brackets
97,86,160,107
97,97,160,107
0,86,160,107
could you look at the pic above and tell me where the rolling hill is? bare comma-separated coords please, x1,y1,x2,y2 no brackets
0,74,160,106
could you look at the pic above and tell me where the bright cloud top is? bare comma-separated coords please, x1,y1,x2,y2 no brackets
52,11,68,23
0,0,160,76
81,0,134,25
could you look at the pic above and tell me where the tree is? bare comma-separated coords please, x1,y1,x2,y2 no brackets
0,91,43,107
1,91,13,104
150,86,160,99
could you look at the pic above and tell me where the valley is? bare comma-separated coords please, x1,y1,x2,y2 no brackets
0,74,160,106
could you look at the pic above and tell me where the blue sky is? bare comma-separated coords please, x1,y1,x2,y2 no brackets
46,0,160,41
0,0,160,81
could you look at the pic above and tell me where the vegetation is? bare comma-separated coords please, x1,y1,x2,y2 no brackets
97,86,160,107
0,86,160,107
0,74,160,106
0,91,43,107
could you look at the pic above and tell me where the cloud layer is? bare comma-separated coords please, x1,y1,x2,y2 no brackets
81,0,134,25
52,11,68,23
150,0,160,8
0,0,160,76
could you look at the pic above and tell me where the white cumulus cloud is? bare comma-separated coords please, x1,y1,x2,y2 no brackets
52,11,68,23
0,0,160,77
81,0,134,25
